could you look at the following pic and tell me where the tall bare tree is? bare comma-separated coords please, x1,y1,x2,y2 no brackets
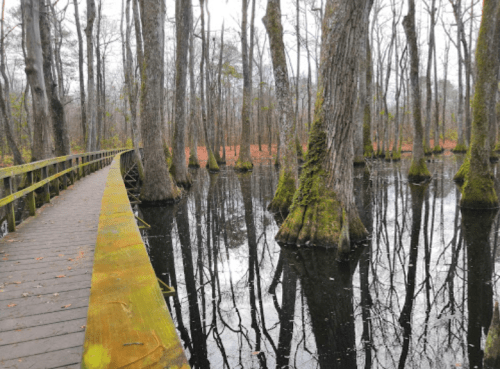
276,0,370,251
235,0,253,171
40,0,71,156
139,0,181,202
263,0,298,215
458,0,500,209
73,0,87,144
188,3,199,168
85,0,97,151
22,0,50,161
172,0,192,187
403,0,431,182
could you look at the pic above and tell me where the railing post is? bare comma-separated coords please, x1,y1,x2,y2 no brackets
69,159,75,185
53,164,60,196
27,171,36,216
3,177,16,232
76,157,81,180
61,161,68,190
82,156,86,178
42,166,50,203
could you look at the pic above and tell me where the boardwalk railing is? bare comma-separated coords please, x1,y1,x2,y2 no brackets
0,149,126,233
82,150,189,368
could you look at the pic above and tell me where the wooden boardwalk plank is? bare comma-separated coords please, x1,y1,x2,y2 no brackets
0,166,110,367
0,347,82,369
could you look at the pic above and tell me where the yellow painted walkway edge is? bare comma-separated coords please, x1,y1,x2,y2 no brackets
81,153,189,369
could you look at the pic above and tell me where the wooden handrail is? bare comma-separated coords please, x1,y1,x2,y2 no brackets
0,149,129,233
82,151,189,368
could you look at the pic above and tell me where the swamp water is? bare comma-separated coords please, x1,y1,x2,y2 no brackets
136,155,500,369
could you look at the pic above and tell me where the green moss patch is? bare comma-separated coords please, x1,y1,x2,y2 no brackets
268,170,297,216
234,159,253,172
460,171,498,209
392,150,401,162
454,153,470,183
452,143,468,153
408,157,431,183
206,150,220,172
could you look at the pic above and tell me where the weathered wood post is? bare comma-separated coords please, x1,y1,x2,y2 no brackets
42,166,50,203
53,164,60,196
82,156,87,177
70,159,75,184
61,161,68,190
3,177,15,232
26,171,36,216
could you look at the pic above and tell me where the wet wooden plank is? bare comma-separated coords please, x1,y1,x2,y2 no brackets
0,164,111,368
0,318,87,346
0,307,88,332
0,346,83,369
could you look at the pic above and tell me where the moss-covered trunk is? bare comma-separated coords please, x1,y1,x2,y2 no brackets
263,0,298,215
139,0,181,203
403,0,431,183
276,0,369,251
459,0,500,209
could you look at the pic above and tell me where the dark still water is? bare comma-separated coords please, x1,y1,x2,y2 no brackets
138,156,500,369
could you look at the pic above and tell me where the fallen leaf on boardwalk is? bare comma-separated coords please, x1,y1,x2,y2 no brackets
7,240,14,243
81,325,86,329
58,254,64,257
2,258,7,261
67,258,74,261
62,304,71,308
35,257,43,261
13,281,21,284
67,267,72,270
252,352,260,355
0,290,3,292
55,275,66,278
7,303,16,307
53,293,59,296
21,293,29,297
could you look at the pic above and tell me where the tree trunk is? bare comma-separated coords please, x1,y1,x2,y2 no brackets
459,0,500,209
199,0,219,172
85,0,96,152
172,0,192,188
403,0,430,182
276,0,369,250
22,0,50,161
235,0,253,171
453,3,467,152
139,0,181,203
73,0,87,145
263,0,298,216
40,0,71,157
423,0,436,155
363,35,374,158
95,1,102,150
188,2,199,168
123,0,144,179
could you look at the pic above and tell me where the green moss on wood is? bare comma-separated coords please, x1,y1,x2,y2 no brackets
353,156,365,166
268,170,296,216
206,150,220,172
452,143,468,153
460,171,498,209
433,145,443,154
423,144,432,156
276,97,367,248
392,149,402,162
454,150,470,183
494,142,500,152
234,159,253,172
384,150,391,162
188,154,200,168
408,157,431,183
485,302,500,369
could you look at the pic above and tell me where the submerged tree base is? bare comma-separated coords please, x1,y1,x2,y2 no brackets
433,145,443,154
268,170,296,216
353,156,365,166
408,157,431,183
384,150,391,162
454,154,470,183
392,150,402,162
460,173,499,209
234,159,253,172
206,150,220,172
424,145,433,156
452,143,468,153
188,154,200,168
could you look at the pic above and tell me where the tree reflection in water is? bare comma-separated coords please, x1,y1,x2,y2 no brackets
138,158,500,369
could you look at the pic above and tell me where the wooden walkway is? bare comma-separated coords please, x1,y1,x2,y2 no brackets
0,165,111,369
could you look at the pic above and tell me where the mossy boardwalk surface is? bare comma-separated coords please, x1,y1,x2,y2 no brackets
0,166,110,368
